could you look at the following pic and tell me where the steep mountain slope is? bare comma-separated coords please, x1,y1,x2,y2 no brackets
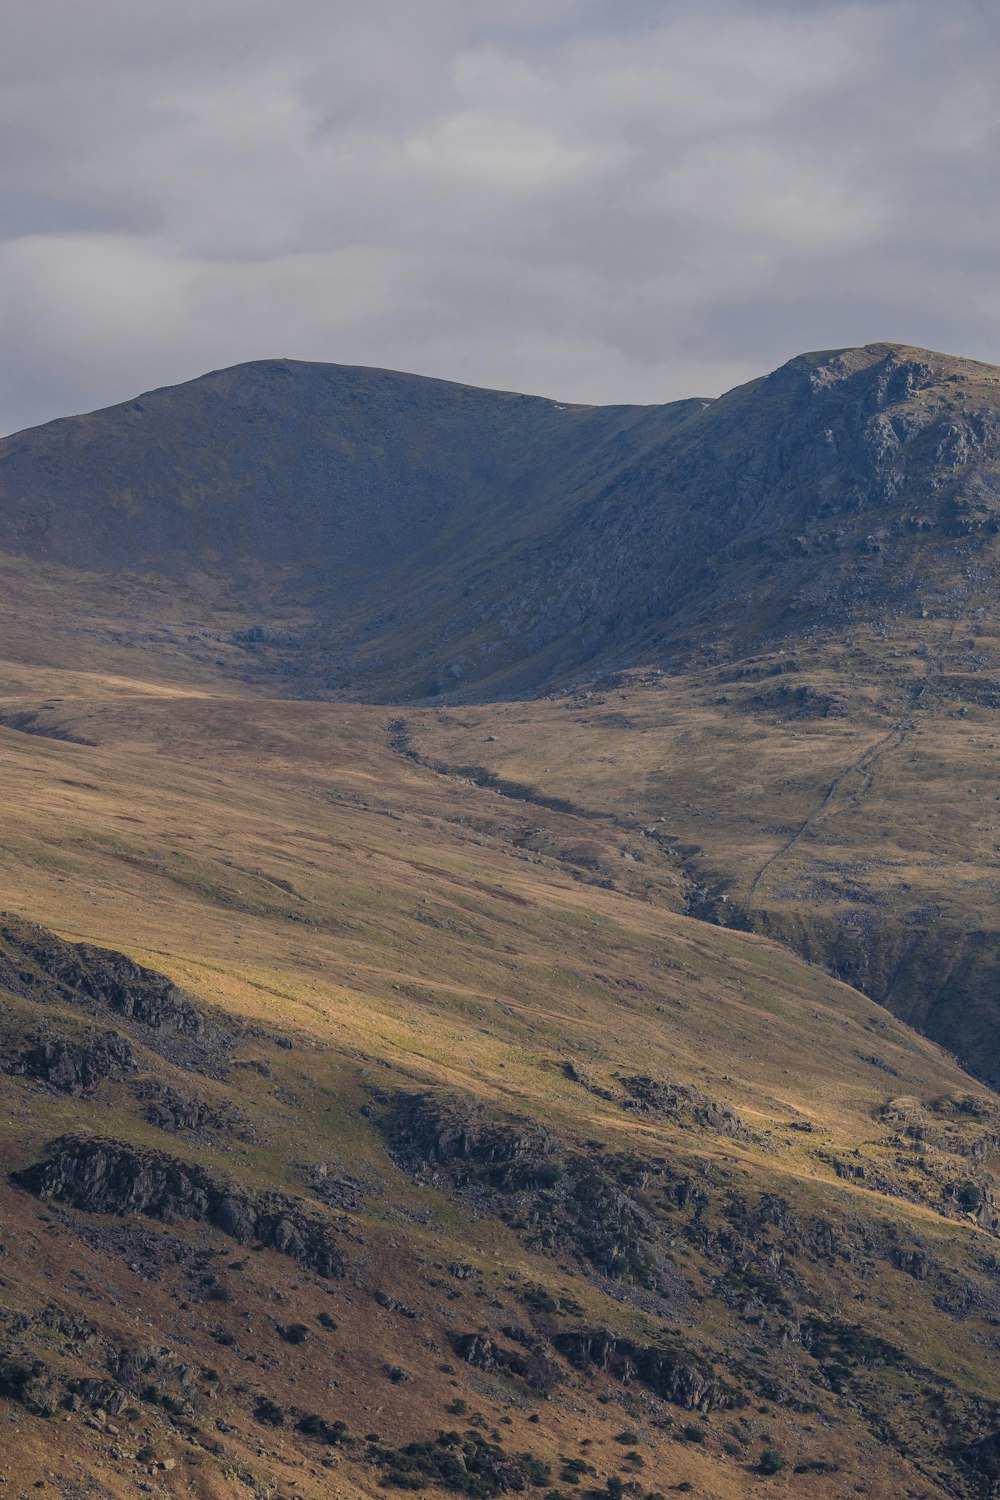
3,661,1000,1499
321,341,1000,697
1,342,999,699
0,357,697,616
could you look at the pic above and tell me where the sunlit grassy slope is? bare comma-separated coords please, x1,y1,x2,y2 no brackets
2,642,1000,1499
409,608,1000,1085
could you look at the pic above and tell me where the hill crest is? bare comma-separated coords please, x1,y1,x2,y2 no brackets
0,339,998,700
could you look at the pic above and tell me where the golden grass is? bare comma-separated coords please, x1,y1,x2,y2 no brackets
0,630,998,1498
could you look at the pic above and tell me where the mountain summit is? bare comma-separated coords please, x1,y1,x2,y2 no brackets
1,342,998,697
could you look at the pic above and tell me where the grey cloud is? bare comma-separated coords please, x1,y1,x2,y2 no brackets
1,0,999,434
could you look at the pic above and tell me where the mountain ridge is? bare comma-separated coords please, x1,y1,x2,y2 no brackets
2,339,998,701
0,355,701,603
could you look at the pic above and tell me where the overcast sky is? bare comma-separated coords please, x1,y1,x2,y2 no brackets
1,0,998,434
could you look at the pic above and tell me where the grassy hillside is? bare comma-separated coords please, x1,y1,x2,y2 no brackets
403,602,1000,1085
2,652,1000,1497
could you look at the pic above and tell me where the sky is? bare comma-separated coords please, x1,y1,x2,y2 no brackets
1,0,999,435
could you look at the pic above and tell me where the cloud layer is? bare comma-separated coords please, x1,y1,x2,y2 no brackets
1,0,998,433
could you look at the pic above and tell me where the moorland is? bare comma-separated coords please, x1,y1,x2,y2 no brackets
1,341,1000,1498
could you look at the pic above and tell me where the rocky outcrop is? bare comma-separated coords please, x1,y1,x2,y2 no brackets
452,1333,561,1394
0,916,204,1037
381,1093,657,1286
0,1352,58,1416
892,1246,932,1280
554,1326,732,1412
620,1076,747,1137
383,1092,556,1179
11,1136,346,1278
371,1430,552,1495
110,1344,201,1416
7,1029,135,1095
64,1377,127,1415
132,1078,255,1140
0,915,241,1075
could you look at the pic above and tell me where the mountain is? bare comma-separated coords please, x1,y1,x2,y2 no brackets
2,341,999,1085
1,342,998,698
2,343,1000,1496
0,358,699,678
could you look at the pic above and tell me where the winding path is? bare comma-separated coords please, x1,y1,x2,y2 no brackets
745,722,908,905
746,618,960,907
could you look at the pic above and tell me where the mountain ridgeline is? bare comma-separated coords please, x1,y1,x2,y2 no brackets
1,341,999,698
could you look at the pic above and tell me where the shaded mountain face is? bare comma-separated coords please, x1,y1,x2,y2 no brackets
1,341,999,698
504,343,1000,659
0,357,697,621
342,340,1000,697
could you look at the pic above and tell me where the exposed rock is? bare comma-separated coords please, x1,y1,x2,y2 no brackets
374,1291,418,1320
7,1028,135,1095
0,1351,58,1415
0,916,203,1036
893,1246,932,1280
132,1078,255,1141
305,1158,374,1210
39,1305,98,1345
64,1377,127,1415
110,1345,200,1416
383,1092,556,1177
620,1076,747,1136
448,1262,479,1280
372,1431,551,1495
0,914,242,1075
452,1332,561,1393
381,1092,657,1286
11,1135,347,1278
554,1326,732,1412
